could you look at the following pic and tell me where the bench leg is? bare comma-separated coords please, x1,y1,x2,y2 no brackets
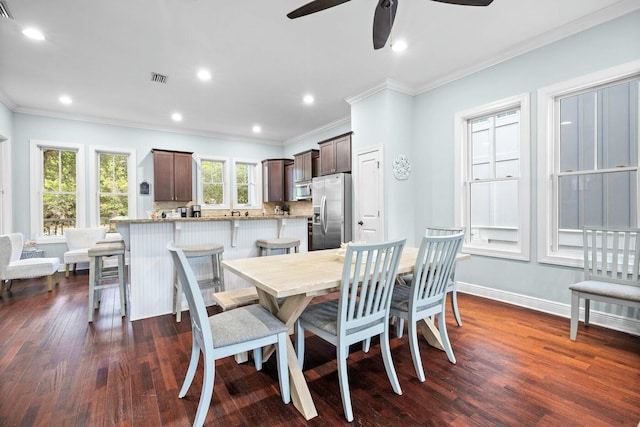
47,274,53,291
65,264,70,278
570,291,579,341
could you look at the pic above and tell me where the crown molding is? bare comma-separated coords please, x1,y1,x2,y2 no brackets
12,107,283,145
283,116,351,146
415,0,640,95
0,89,16,111
344,78,416,105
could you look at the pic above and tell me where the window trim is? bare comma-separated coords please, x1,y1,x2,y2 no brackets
537,60,640,267
231,158,262,209
30,139,86,243
89,145,137,227
454,93,531,261
196,154,230,210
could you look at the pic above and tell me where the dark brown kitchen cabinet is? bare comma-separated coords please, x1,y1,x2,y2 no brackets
153,149,193,202
293,149,319,182
318,132,352,176
262,159,292,202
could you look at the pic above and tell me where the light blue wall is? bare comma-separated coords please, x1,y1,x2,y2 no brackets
412,9,640,309
0,101,11,137
351,89,416,244
11,113,284,234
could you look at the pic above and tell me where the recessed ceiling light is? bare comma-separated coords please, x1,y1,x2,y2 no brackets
22,27,45,41
197,69,212,81
391,40,407,53
252,125,261,134
58,95,72,105
171,113,183,122
303,94,315,105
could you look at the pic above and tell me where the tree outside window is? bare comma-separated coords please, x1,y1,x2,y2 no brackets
236,162,250,205
202,159,224,205
42,148,77,236
98,152,129,230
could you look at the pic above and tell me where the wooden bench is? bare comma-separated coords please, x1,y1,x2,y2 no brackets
569,227,640,340
212,287,259,311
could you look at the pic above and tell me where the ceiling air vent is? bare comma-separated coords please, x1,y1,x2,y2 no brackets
150,72,168,84
0,1,13,19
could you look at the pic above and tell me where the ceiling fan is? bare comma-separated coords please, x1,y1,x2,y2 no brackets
287,0,494,50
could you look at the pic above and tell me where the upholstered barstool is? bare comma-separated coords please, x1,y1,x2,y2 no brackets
88,242,126,323
256,238,300,256
173,243,225,322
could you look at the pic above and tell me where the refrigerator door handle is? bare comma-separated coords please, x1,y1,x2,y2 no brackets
320,195,328,234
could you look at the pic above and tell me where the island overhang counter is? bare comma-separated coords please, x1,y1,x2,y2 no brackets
112,215,309,321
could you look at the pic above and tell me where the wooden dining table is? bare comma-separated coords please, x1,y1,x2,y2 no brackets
221,247,470,420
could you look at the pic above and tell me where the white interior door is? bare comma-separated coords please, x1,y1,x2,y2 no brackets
355,148,383,243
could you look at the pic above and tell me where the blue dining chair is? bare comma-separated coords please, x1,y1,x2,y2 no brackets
295,238,406,422
168,243,290,427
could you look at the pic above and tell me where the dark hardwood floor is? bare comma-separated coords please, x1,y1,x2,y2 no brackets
0,273,638,426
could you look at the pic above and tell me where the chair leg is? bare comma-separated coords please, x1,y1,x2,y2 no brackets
180,341,201,398
174,269,182,323
276,332,291,404
362,337,371,353
88,257,96,323
253,348,263,371
450,289,462,326
396,318,405,338
194,351,215,427
295,321,305,369
118,253,125,317
47,274,53,291
336,345,353,422
380,328,402,396
584,298,590,326
407,320,425,382
65,263,70,278
570,291,580,341
438,311,456,364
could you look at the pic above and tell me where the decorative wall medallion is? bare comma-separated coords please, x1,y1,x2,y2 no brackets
392,154,411,180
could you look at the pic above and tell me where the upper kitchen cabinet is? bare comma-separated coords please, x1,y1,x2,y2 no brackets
318,132,352,176
153,149,193,202
285,161,295,202
293,149,319,183
263,159,292,202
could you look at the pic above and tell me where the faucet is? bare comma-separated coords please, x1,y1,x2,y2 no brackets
230,210,241,217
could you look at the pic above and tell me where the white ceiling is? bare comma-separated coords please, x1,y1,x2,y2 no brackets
0,0,638,143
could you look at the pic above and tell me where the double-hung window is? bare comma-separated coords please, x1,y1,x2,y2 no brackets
198,156,229,209
455,94,531,260
89,146,136,230
232,159,261,209
30,140,85,240
538,62,640,266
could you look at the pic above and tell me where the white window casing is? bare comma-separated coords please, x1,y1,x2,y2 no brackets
454,93,530,261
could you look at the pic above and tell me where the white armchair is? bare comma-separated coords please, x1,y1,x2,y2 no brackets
63,227,107,277
0,233,61,293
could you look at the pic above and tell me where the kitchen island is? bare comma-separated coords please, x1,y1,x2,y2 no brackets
112,215,308,320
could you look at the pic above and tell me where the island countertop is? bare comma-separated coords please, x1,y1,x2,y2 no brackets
111,214,310,224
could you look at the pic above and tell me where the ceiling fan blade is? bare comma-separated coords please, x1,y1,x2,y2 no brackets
373,0,398,50
430,0,494,6
287,0,352,19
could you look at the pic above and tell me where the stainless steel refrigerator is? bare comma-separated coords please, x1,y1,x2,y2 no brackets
311,173,352,250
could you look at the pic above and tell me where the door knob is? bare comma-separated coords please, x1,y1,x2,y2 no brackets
358,221,364,226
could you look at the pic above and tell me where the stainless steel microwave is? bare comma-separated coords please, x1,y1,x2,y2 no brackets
295,182,312,200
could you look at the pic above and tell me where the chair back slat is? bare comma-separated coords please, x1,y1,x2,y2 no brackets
583,227,640,285
411,232,464,314
339,239,405,335
168,242,214,351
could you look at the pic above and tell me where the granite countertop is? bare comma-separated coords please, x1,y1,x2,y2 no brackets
111,214,309,224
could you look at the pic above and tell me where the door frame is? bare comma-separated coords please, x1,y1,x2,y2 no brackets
354,145,384,242
0,132,12,235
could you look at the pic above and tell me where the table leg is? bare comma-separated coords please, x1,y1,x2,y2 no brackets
258,291,318,420
417,317,445,351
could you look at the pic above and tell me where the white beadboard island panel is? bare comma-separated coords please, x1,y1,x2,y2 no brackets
114,216,308,320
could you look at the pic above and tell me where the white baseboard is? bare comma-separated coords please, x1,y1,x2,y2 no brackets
457,281,640,337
